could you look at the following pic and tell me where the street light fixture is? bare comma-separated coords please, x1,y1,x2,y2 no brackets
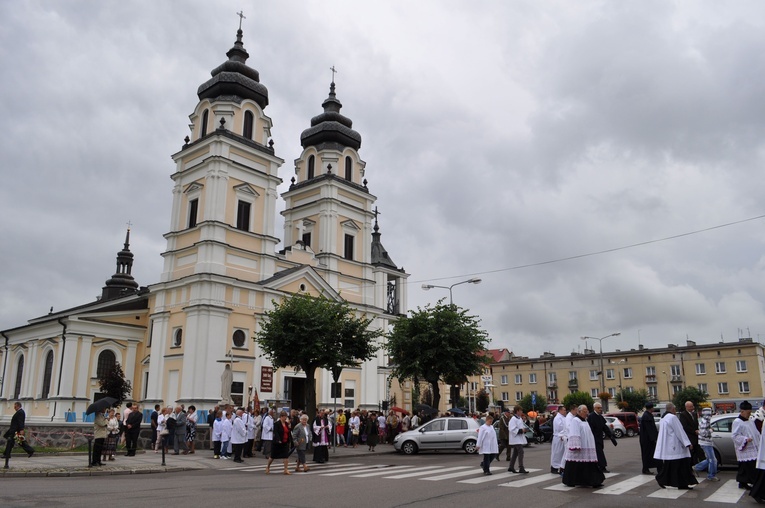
421,278,482,304
580,332,621,410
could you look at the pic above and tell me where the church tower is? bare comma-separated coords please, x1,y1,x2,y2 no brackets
145,27,284,407
281,81,409,408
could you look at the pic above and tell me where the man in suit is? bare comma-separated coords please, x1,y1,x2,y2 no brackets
497,409,511,461
3,402,35,459
124,404,143,456
678,400,701,463
639,402,659,474
587,402,617,473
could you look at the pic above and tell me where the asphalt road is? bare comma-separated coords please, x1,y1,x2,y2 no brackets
0,438,748,507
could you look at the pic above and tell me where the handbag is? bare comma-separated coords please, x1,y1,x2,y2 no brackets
352,428,360,436
160,429,169,436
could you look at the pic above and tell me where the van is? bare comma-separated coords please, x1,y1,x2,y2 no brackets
604,411,640,437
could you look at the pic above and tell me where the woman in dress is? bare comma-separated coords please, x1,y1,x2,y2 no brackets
104,408,120,460
185,405,197,454
366,412,379,452
335,410,347,447
349,411,361,448
267,411,293,475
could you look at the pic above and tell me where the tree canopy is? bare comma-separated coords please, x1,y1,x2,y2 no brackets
672,386,708,410
519,393,548,414
98,362,131,406
562,391,595,410
256,293,382,420
615,388,649,413
386,301,490,410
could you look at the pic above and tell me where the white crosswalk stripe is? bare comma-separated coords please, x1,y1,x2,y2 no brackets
500,472,561,487
459,468,543,484
383,466,470,479
648,478,705,499
594,473,655,495
704,479,747,504
350,465,418,477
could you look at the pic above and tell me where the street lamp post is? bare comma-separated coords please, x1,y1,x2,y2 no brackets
421,278,482,305
580,332,621,411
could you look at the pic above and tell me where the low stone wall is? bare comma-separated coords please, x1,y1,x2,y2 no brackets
1,423,213,450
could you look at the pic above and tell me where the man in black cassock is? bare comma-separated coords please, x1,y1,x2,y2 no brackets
587,402,617,473
639,402,659,474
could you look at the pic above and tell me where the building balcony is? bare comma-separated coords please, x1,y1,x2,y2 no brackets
568,379,578,388
547,383,558,390
670,375,684,383
645,375,657,384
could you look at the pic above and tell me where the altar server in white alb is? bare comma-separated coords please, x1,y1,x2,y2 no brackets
550,405,567,474
476,414,499,475
733,400,760,490
654,402,698,490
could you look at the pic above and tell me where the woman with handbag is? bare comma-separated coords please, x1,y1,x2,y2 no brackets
349,411,361,448
292,414,311,472
267,411,293,474
104,408,120,460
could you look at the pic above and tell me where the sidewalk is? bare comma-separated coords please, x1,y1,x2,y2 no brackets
0,443,397,477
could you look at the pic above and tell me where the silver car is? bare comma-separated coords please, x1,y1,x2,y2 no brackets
709,412,748,467
393,417,481,455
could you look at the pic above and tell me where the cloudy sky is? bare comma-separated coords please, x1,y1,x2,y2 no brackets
2,0,765,358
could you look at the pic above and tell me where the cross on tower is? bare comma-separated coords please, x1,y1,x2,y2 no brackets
373,206,381,224
126,220,133,231
237,11,246,30
330,65,338,83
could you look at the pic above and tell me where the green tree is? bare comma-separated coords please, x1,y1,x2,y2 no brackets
476,389,490,413
387,301,490,410
615,388,649,413
519,393,548,414
98,362,132,406
672,386,707,410
562,391,595,411
256,293,382,420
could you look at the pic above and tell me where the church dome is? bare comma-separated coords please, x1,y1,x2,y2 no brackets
300,82,361,151
197,29,269,109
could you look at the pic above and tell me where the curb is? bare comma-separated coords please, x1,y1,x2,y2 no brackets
0,466,201,478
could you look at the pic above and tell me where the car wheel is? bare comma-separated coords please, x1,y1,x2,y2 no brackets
401,441,418,455
463,439,477,454
613,429,624,438
626,428,636,437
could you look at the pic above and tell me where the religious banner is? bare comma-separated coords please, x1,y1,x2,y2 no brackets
261,366,274,392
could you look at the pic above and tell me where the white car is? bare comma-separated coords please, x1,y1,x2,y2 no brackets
604,416,627,438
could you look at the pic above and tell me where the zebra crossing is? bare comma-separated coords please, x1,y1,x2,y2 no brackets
221,462,752,503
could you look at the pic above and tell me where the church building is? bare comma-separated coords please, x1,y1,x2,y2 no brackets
0,26,408,422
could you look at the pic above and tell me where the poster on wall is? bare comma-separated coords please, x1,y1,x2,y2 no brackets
261,366,273,393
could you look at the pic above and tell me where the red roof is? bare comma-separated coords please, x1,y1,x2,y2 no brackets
486,348,511,363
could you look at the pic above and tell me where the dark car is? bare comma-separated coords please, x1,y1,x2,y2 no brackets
538,420,553,442
605,412,639,437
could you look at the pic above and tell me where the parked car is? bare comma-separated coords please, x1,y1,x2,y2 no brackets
605,412,640,437
393,417,480,455
538,420,553,442
604,416,627,438
709,412,743,467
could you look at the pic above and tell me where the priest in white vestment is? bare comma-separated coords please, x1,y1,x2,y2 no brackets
733,400,759,489
654,402,698,489
550,406,567,474
749,403,765,503
562,405,605,487
476,414,499,475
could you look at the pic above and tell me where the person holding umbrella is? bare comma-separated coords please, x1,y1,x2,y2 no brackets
92,410,107,466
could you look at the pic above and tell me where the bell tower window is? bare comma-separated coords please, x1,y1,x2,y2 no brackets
41,350,54,399
243,111,254,140
188,198,199,228
236,200,251,231
344,234,355,260
14,355,24,399
345,156,352,181
307,155,315,180
200,109,209,137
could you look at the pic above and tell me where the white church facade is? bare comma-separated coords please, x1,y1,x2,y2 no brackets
0,27,408,423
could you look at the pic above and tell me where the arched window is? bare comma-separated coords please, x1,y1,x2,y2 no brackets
307,155,315,180
173,328,183,347
200,109,209,137
243,110,254,140
13,355,24,399
41,350,54,399
97,350,116,379
345,156,352,181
